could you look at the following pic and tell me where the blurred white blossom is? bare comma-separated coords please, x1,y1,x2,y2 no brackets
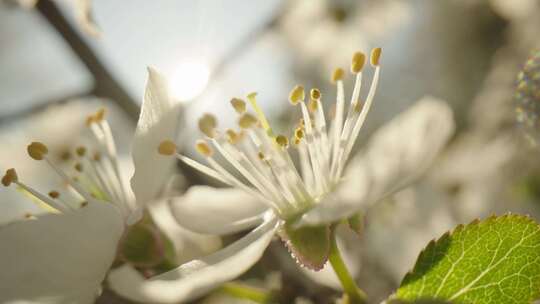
279,0,411,72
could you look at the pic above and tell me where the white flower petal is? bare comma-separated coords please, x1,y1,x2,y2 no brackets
0,202,124,303
170,186,269,235
131,67,181,207
108,215,279,304
298,97,455,226
148,198,222,263
0,190,46,225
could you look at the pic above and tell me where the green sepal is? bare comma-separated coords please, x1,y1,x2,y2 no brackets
153,233,178,273
118,222,166,268
347,212,364,235
113,211,178,274
280,223,331,271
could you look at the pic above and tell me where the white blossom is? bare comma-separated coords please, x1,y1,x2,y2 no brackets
0,68,181,303
108,50,455,303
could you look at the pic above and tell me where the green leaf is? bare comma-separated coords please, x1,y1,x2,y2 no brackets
387,300,451,304
280,224,330,271
393,215,540,304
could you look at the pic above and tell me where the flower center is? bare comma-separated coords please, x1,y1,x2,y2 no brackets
1,109,135,221
159,49,381,220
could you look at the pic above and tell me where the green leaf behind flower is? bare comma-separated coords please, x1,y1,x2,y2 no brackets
393,215,540,304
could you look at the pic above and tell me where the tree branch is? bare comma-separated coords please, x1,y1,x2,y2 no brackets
36,0,140,119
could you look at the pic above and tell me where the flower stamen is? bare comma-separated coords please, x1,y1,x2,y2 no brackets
230,98,247,114
172,49,382,219
199,114,217,138
195,140,213,157
335,48,382,179
289,85,305,105
48,190,60,199
189,139,277,207
86,109,133,212
238,113,259,130
2,168,71,212
1,168,18,187
158,140,177,156
27,142,49,160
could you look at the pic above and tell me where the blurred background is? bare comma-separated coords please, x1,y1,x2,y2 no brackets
1,0,540,303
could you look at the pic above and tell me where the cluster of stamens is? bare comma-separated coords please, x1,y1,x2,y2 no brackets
1,109,135,220
159,49,381,219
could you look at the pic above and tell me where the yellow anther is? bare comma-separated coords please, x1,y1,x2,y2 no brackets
158,140,177,156
310,88,321,100
24,213,33,219
93,152,102,161
353,100,364,113
76,146,87,157
226,129,236,143
332,68,345,83
351,51,366,73
60,151,72,161
230,98,247,114
48,190,60,199
275,135,289,148
289,85,305,105
95,108,106,122
2,168,18,187
195,140,213,157
198,114,217,138
239,113,258,129
81,201,88,207
27,142,49,160
226,129,243,145
294,138,301,146
258,152,265,160
86,108,106,126
86,115,95,126
295,128,305,140
370,47,382,66
74,163,83,172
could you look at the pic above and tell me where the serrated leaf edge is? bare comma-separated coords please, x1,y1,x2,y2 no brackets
388,213,540,302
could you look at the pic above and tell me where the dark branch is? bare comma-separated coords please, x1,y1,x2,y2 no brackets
36,0,140,120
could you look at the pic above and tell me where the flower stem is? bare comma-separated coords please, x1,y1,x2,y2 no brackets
221,281,276,303
328,232,368,304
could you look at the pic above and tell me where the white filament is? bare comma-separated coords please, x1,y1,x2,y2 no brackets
177,60,381,219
